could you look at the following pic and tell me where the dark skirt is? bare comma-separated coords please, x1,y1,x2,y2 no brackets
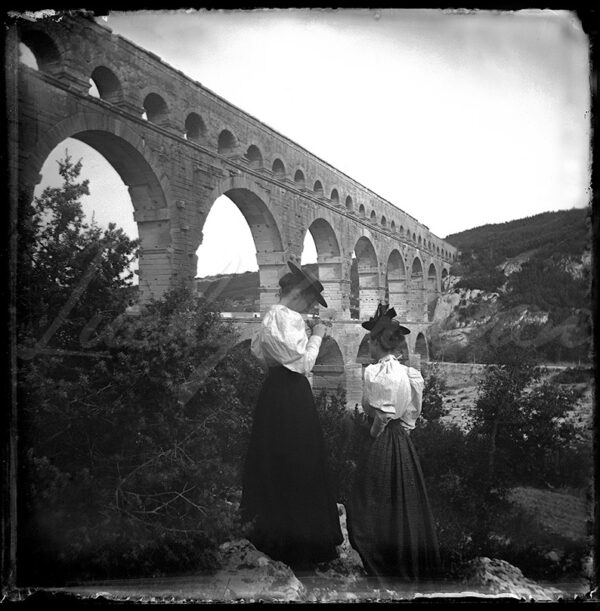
240,366,343,568
347,418,441,582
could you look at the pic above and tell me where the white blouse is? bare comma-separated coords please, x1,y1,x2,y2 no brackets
251,304,323,376
362,354,424,438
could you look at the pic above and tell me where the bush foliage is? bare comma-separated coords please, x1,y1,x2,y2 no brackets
18,289,267,584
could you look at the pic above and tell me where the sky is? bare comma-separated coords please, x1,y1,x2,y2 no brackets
30,8,591,278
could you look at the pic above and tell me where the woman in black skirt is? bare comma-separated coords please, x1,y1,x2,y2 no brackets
347,304,441,584
240,261,343,570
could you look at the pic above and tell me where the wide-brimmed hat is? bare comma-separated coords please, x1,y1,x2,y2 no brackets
361,303,410,336
287,261,328,307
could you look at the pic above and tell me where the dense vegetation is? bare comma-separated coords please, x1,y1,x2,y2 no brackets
445,208,589,279
412,357,592,580
447,207,590,291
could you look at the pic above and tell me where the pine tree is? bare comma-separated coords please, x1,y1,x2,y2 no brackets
17,150,139,353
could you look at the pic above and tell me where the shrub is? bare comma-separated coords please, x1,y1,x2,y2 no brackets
17,288,265,585
315,389,371,506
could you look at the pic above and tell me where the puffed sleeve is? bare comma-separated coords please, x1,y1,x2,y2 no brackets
361,366,375,417
255,306,322,375
404,366,424,423
250,331,266,365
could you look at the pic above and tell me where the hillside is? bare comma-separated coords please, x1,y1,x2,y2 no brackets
444,207,590,293
434,206,592,363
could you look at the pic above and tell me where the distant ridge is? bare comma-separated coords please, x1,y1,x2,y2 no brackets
445,207,589,263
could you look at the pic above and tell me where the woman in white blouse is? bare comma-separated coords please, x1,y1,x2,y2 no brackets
347,304,441,584
240,262,343,570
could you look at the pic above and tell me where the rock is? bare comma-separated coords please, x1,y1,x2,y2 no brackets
545,550,562,563
460,557,564,601
212,539,306,602
582,553,594,580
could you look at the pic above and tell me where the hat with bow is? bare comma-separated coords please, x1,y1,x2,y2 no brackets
361,302,410,336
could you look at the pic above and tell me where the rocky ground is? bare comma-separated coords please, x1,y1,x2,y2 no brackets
11,505,592,604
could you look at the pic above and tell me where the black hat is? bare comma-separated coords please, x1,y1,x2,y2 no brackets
361,303,410,336
287,261,328,307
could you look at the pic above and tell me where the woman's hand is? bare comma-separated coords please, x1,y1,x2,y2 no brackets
312,322,329,338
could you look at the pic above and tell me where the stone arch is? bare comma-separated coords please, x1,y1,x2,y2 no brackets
313,337,346,394
330,188,339,206
359,204,366,217
306,218,341,312
412,232,416,242
245,144,263,169
307,218,340,259
90,66,122,104
272,158,286,179
386,249,407,317
390,220,396,233
345,195,353,212
411,256,424,277
409,256,425,322
415,332,429,363
381,215,387,228
143,92,169,125
400,225,404,236
427,262,439,321
294,169,306,188
23,113,174,303
370,210,376,222
441,267,449,291
352,235,379,320
185,112,207,142
18,27,61,75
217,129,237,155
427,263,438,287
205,175,284,312
313,180,324,195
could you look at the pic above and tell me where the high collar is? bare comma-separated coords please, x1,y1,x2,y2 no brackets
377,354,396,364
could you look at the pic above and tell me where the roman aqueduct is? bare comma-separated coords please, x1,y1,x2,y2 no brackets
8,13,458,405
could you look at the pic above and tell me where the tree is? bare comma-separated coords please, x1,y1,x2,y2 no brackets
467,347,581,489
420,364,448,422
17,150,138,352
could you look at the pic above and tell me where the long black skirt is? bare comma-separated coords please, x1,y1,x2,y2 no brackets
347,419,441,582
240,366,343,568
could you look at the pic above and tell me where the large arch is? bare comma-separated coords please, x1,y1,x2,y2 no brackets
305,217,342,312
441,267,449,291
386,249,407,319
409,255,425,322
353,236,379,320
312,336,346,394
427,262,438,322
20,113,173,303
203,176,284,312
415,332,429,363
